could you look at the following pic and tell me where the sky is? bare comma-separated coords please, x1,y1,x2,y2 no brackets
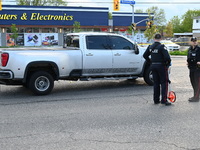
3,0,200,21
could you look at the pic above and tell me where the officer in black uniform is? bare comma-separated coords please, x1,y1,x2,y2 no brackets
187,37,200,102
143,33,171,105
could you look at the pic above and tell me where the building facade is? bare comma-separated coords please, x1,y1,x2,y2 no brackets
193,16,200,38
0,5,151,46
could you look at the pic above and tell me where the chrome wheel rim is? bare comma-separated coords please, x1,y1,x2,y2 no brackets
35,76,50,92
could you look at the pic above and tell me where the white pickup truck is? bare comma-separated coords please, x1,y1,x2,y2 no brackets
0,32,152,95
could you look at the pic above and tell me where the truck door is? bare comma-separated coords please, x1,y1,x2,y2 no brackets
82,35,113,76
109,36,141,75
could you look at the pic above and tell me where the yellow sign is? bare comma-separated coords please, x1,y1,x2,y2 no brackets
113,0,120,11
0,0,2,11
0,13,73,21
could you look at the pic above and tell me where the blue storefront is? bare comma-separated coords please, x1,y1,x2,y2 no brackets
0,5,152,46
112,12,151,30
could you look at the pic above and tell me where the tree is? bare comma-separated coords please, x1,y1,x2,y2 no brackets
73,21,81,33
17,0,67,6
170,16,183,33
108,12,112,19
135,9,144,13
144,20,158,41
146,6,166,26
169,10,200,33
127,25,132,34
10,24,18,46
136,6,166,27
181,10,200,32
146,6,166,35
164,21,173,37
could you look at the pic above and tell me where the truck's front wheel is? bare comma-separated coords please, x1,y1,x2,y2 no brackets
144,67,153,86
28,71,54,95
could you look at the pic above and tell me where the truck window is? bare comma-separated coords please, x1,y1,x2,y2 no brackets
65,35,79,48
86,36,109,50
109,36,135,50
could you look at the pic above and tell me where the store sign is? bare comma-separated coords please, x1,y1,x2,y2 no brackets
0,13,73,21
0,5,109,26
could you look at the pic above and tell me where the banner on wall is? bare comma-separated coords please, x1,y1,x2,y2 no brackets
5,33,59,47
16,34,24,46
24,33,42,46
42,33,58,46
6,33,15,46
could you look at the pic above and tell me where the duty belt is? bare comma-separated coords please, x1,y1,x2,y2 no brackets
152,62,163,65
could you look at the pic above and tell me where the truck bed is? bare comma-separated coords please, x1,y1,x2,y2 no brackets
0,47,79,51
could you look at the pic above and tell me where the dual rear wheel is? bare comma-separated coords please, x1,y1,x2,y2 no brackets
28,71,54,95
144,67,153,86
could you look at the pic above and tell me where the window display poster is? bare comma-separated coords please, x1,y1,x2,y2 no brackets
41,33,58,46
24,33,42,46
16,34,24,46
6,33,15,46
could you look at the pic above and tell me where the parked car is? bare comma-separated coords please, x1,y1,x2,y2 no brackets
161,40,180,51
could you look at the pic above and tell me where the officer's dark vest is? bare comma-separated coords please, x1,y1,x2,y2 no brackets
149,43,165,63
188,46,198,68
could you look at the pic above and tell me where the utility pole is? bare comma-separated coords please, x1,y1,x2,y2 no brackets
120,0,135,40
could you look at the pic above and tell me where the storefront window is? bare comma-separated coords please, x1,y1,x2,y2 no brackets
82,28,93,32
18,28,25,33
6,28,11,33
94,28,100,32
25,28,32,33
41,28,56,33
33,28,39,32
63,28,72,33
25,28,39,33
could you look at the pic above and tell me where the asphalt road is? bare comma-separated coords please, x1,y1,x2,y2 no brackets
0,56,200,150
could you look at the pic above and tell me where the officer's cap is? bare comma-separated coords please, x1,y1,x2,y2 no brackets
191,37,197,42
154,34,162,40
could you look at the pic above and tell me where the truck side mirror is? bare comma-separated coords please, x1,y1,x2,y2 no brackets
135,45,139,54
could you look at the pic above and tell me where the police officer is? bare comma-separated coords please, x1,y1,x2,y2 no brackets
187,37,200,102
143,33,171,106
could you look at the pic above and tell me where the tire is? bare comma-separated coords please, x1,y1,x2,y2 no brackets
22,83,28,88
28,71,54,95
143,66,153,86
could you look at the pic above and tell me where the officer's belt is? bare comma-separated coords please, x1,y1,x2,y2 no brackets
152,62,164,65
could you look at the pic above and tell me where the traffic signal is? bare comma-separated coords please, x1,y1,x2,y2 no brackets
147,21,153,28
113,0,120,11
131,23,136,31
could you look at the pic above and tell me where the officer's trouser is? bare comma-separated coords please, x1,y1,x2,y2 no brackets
190,70,200,99
151,64,169,103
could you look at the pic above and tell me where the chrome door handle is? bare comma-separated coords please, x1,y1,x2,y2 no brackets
114,53,121,56
86,53,93,56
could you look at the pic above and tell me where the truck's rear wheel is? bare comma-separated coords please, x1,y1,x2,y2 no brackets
28,71,54,95
144,67,153,86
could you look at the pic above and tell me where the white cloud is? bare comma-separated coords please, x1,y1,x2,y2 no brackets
3,0,200,21
66,0,200,21
66,0,102,7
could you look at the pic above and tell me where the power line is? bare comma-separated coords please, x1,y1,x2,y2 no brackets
3,1,200,4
